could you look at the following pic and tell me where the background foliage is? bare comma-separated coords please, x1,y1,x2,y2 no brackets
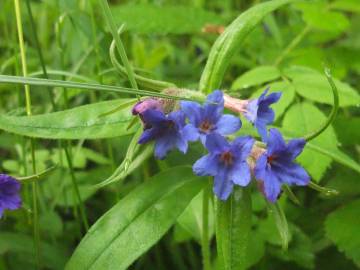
0,0,359,269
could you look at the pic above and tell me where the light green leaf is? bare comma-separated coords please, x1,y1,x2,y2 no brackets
282,102,338,181
199,0,295,93
251,81,295,119
177,190,214,243
325,199,360,267
296,2,350,32
0,99,137,140
292,74,360,107
113,4,222,34
332,0,360,13
231,66,280,90
65,166,205,270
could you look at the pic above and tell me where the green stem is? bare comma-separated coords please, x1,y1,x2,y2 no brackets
216,187,252,270
24,0,56,109
303,68,339,142
109,39,175,91
201,181,211,270
99,0,138,93
274,25,311,66
13,0,41,268
64,145,89,231
0,75,203,102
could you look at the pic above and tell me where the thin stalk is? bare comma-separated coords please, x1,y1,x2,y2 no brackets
0,75,204,102
303,68,339,142
89,0,103,84
13,0,41,268
24,0,56,109
64,145,89,231
274,25,311,66
99,0,139,96
201,181,211,270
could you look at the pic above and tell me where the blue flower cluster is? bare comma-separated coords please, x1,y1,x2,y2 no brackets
134,89,310,202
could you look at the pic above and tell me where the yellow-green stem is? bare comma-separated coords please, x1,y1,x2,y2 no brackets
14,0,41,268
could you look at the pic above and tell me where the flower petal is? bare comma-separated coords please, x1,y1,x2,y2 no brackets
206,90,224,106
193,154,218,176
141,109,166,125
229,162,251,187
286,138,306,160
181,124,200,142
176,136,188,154
273,162,310,186
267,128,287,154
180,101,202,126
205,133,229,154
213,169,233,201
232,136,255,160
243,99,258,124
261,91,282,106
254,154,268,180
138,128,158,144
263,170,282,203
154,135,175,159
216,114,242,135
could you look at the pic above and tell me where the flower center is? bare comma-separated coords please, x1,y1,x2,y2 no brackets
199,120,213,133
267,155,276,164
220,151,233,166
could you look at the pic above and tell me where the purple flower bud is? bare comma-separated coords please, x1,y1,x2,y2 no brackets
132,98,163,116
0,174,21,218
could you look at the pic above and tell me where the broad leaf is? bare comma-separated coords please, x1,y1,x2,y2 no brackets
282,102,338,181
292,74,360,107
0,99,137,139
325,199,360,267
113,4,222,34
231,66,280,90
65,166,205,270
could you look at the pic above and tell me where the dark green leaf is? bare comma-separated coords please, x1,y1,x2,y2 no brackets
65,166,205,270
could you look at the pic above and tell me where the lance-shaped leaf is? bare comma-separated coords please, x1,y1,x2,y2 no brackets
0,99,137,140
65,166,205,270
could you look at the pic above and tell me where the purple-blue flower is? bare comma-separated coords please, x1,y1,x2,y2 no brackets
193,133,254,200
180,90,242,145
132,98,163,128
254,128,310,202
244,88,281,142
138,109,197,159
0,174,21,218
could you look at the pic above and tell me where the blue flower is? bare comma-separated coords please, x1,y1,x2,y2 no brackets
243,88,281,142
254,128,310,202
180,90,242,145
193,133,254,200
138,109,197,159
0,174,21,218
132,98,163,128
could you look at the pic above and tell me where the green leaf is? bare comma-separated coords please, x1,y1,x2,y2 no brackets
65,166,205,270
251,81,295,120
282,102,338,181
177,190,214,243
231,66,280,90
332,0,360,13
216,187,252,270
292,74,360,107
296,2,350,32
0,232,67,270
0,99,137,140
112,4,222,34
199,0,294,93
325,199,360,267
267,201,291,250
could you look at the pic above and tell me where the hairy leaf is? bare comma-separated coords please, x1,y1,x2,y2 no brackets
65,167,205,270
0,99,137,139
